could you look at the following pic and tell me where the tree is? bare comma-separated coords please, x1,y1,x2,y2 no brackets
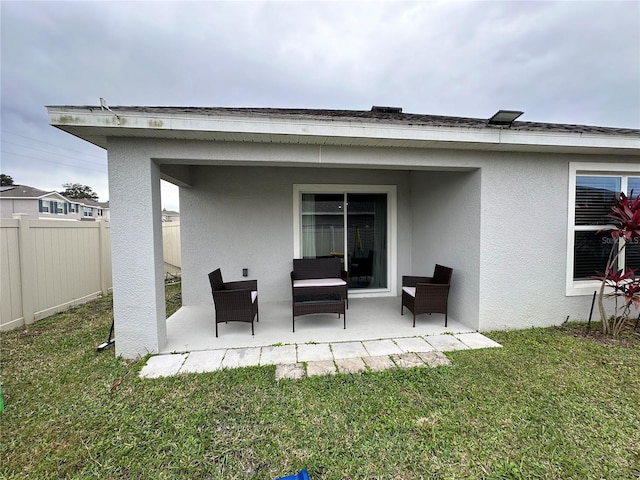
594,191,640,337
0,174,15,186
60,183,99,201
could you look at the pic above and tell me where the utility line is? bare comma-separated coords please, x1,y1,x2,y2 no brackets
3,139,107,165
1,129,106,159
1,150,107,173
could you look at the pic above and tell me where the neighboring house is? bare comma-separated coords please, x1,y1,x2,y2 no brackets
161,209,180,222
47,105,640,359
0,185,108,221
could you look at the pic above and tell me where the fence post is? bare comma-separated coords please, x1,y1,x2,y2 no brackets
13,214,35,325
99,220,110,296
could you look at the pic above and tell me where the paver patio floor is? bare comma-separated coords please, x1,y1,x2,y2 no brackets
140,332,502,379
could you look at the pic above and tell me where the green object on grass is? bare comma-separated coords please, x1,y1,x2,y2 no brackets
0,383,4,412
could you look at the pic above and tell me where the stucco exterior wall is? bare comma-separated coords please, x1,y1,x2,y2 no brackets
475,152,613,331
410,170,482,330
180,166,413,306
108,138,166,358
0,199,39,218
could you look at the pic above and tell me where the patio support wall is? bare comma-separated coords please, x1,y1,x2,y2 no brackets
108,139,166,358
410,170,482,330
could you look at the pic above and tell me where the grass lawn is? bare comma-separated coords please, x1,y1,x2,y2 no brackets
1,284,639,479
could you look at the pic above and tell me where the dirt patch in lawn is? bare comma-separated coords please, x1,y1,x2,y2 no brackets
557,317,640,349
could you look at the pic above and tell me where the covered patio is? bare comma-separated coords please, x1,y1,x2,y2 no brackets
163,296,472,354
47,105,637,360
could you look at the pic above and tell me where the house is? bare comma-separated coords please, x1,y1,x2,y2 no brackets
0,184,109,221
46,105,640,359
161,209,180,222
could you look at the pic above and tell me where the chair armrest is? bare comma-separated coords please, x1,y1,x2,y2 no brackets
402,276,433,287
224,279,257,291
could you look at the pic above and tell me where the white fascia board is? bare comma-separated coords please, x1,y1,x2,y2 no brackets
48,108,497,143
498,129,640,150
48,108,640,152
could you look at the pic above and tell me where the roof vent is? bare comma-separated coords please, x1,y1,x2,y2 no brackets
488,109,523,127
371,106,403,114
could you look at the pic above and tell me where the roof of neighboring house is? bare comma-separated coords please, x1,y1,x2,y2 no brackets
0,185,108,208
0,185,65,199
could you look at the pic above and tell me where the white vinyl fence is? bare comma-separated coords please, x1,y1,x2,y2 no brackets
162,221,181,278
0,215,181,331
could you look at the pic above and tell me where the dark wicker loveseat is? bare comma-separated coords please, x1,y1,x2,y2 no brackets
208,268,259,337
401,264,453,327
290,257,349,332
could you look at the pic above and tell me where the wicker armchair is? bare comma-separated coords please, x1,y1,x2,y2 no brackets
401,264,453,327
208,269,258,337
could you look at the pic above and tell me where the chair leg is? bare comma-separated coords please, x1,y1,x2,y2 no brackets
215,320,218,338
413,313,416,328
251,320,254,336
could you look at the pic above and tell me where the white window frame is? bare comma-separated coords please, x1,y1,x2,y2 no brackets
566,162,640,296
293,184,397,298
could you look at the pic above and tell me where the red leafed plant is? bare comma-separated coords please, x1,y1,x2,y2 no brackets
594,191,640,337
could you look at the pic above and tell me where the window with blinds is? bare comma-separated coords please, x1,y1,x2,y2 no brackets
573,175,639,281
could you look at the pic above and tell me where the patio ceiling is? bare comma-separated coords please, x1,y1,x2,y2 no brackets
47,106,640,156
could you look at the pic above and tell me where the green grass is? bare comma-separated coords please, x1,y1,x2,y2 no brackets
1,286,639,479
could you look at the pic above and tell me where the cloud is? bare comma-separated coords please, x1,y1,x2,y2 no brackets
1,0,638,211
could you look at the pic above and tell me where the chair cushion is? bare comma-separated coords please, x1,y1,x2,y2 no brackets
251,291,258,303
402,286,416,297
293,278,347,288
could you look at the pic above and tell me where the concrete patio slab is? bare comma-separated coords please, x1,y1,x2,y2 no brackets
394,336,435,353
179,350,225,374
363,355,397,372
425,334,470,351
330,341,369,360
140,353,187,378
275,363,306,381
260,345,298,365
221,347,261,369
306,360,337,377
455,332,502,349
362,339,403,356
164,298,474,354
335,357,367,374
297,343,333,362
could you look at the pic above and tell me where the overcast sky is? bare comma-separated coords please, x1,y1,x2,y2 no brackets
2,0,639,211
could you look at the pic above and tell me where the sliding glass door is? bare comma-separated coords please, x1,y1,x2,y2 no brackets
300,191,387,290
